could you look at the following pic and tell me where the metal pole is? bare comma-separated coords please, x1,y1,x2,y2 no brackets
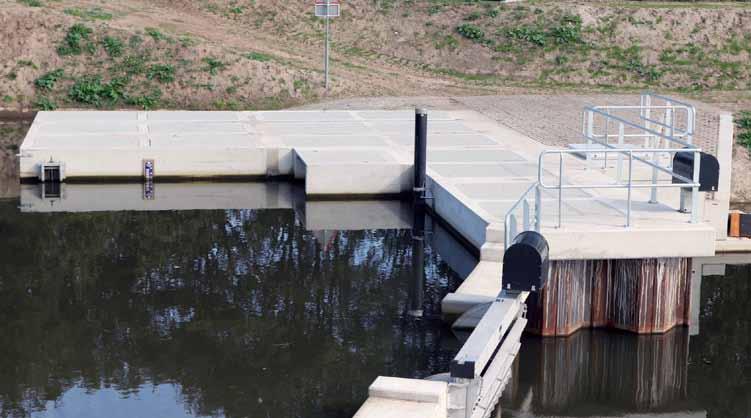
627,151,633,227
535,184,542,233
414,108,428,199
324,1,330,90
558,154,563,229
586,110,594,171
691,151,700,223
617,123,624,182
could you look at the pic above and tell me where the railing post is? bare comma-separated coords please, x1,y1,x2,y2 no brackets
603,117,610,170
534,184,542,233
627,151,633,227
586,110,594,171
665,106,674,169
691,150,700,223
648,96,658,203
523,199,530,232
687,105,695,146
643,94,652,148
558,154,563,229
617,123,625,182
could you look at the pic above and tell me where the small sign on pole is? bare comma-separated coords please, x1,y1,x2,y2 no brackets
315,0,340,17
314,0,340,90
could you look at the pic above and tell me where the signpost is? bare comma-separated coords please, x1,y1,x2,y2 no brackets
315,0,340,90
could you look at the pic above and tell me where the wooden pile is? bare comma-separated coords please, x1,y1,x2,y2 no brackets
527,258,692,336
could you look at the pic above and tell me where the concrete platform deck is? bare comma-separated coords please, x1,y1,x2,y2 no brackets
20,109,724,266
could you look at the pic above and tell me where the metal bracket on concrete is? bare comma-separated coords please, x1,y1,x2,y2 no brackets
447,291,528,418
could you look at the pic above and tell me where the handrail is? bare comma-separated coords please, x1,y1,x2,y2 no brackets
584,106,694,148
503,183,540,250
503,93,703,247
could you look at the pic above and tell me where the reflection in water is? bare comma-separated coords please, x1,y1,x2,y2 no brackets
502,263,751,418
0,199,470,418
0,121,29,199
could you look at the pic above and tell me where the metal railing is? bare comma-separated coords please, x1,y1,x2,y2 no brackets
449,291,528,418
504,93,703,250
504,183,541,250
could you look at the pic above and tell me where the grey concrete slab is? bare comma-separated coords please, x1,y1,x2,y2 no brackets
147,111,240,122
149,134,260,148
32,135,141,149
429,150,522,163
262,122,369,136
356,110,454,120
367,120,473,134
254,111,358,122
34,121,140,135
391,134,499,148
295,149,397,164
36,111,139,123
430,163,539,179
454,181,592,200
281,135,389,148
149,121,248,134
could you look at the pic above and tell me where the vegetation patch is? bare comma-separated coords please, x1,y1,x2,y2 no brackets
57,24,94,56
17,0,43,7
33,96,57,111
34,69,64,91
102,36,124,57
63,7,113,21
203,57,227,75
68,75,127,106
456,24,484,42
244,52,273,62
147,64,176,83
738,111,751,150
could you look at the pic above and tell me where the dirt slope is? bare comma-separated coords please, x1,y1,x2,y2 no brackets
2,0,751,111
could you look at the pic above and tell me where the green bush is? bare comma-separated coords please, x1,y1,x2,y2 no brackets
506,26,546,47
738,111,751,149
102,36,124,57
68,75,127,106
465,11,482,21
550,15,583,45
34,69,64,91
33,96,57,111
145,27,169,42
18,0,43,7
147,64,175,83
738,111,751,130
244,52,273,62
117,55,148,75
457,24,484,41
127,89,162,110
57,24,93,56
64,7,113,20
203,57,227,75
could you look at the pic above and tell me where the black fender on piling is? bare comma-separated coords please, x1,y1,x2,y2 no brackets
502,231,550,293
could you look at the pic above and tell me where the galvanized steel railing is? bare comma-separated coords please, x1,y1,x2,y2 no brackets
504,93,703,250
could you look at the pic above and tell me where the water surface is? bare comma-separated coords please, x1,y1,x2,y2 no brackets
0,197,468,418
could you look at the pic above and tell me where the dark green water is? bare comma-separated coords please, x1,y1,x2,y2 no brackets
501,263,751,418
0,199,467,418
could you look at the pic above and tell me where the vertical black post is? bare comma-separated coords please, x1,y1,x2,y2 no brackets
414,108,428,200
409,107,428,318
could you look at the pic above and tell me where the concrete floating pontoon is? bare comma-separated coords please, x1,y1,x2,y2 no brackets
20,108,730,262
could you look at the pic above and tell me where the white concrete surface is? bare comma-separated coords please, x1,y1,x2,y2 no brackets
354,377,447,418
20,108,727,262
